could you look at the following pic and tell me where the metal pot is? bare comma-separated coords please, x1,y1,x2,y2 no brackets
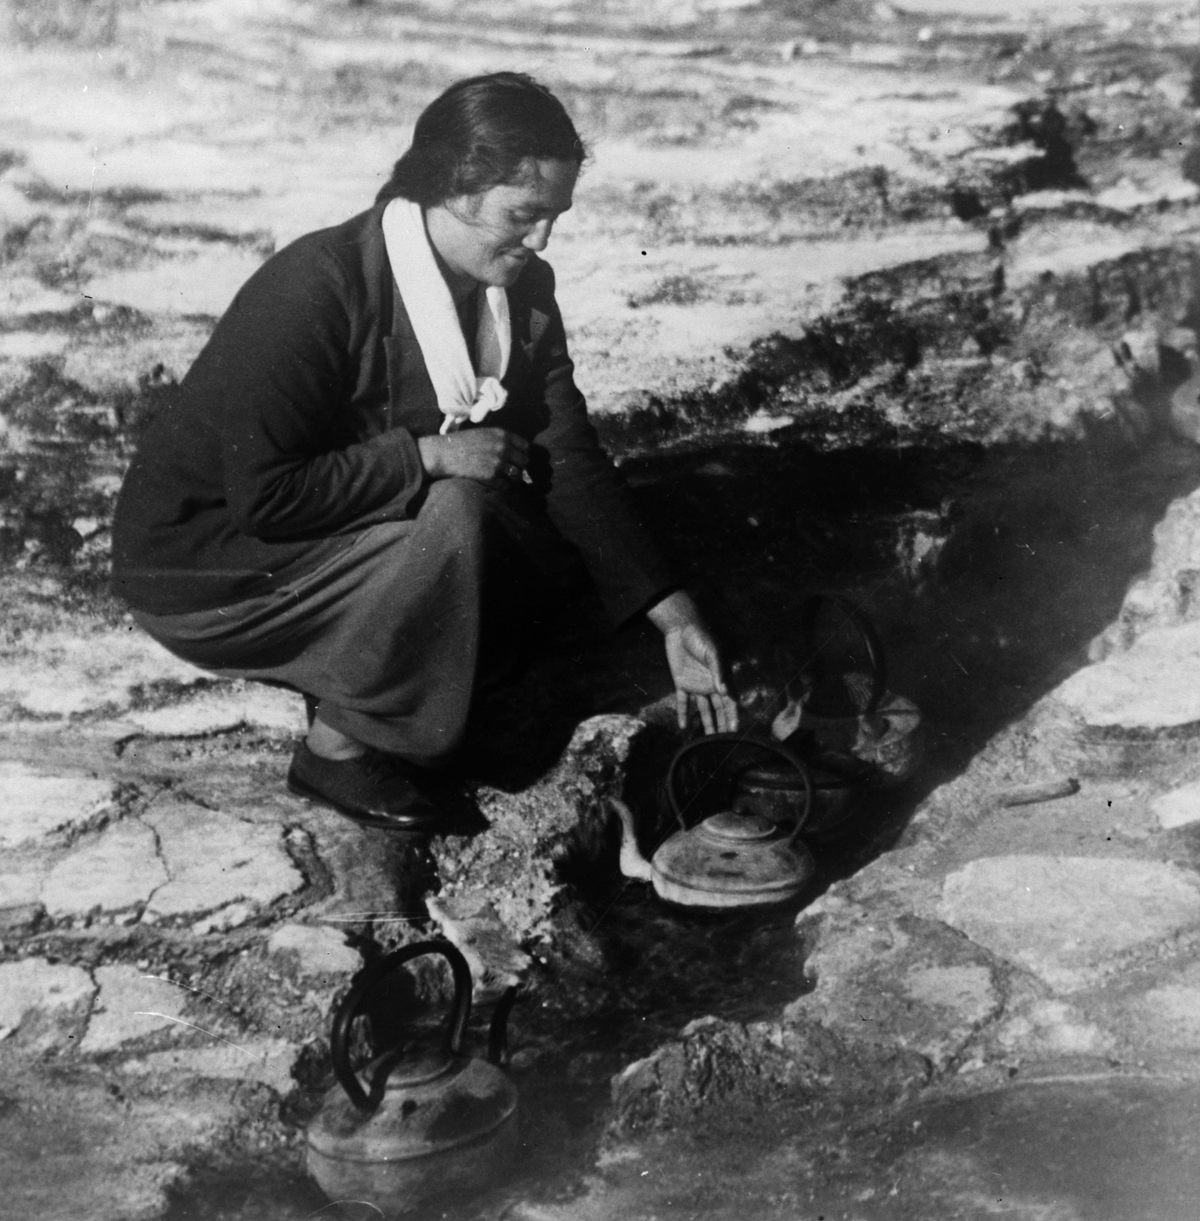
774,593,924,790
306,940,518,1216
734,751,866,839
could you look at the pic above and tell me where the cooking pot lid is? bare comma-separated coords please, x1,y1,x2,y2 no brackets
741,756,867,789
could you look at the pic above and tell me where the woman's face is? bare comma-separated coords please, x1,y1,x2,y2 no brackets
426,157,578,291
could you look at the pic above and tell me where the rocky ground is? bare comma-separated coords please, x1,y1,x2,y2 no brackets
6,0,1200,1218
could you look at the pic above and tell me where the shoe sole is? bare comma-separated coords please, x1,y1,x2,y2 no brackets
286,771,443,834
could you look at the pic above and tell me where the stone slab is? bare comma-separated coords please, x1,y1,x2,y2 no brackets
188,902,256,935
1128,983,1200,1054
791,913,1004,1070
989,997,1117,1061
426,891,532,996
0,330,70,359
120,1038,298,1095
86,246,267,319
0,863,48,908
266,923,361,979
81,965,194,1054
122,682,306,738
939,855,1200,990
1057,621,1200,732
0,627,203,718
1090,487,1200,659
1092,958,1200,1066
0,765,115,846
40,819,168,917
0,1041,250,1221
1152,781,1200,830
142,799,305,921
0,902,43,936
0,180,42,226
0,958,94,1032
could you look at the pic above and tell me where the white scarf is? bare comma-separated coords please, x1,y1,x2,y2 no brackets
381,197,511,435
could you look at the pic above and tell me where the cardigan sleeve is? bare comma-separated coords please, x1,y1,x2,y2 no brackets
200,241,426,541
522,265,678,626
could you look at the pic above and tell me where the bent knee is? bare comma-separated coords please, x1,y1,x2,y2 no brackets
417,478,495,550
401,478,493,566
423,476,490,520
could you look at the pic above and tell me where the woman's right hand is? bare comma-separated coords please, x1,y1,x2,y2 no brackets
417,428,530,485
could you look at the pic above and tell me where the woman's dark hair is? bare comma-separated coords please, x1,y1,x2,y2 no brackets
376,72,587,207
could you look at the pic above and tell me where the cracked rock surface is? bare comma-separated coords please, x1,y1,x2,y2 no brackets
6,0,1200,1219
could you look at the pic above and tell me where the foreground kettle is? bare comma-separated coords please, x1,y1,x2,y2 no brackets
611,736,816,910
306,939,519,1216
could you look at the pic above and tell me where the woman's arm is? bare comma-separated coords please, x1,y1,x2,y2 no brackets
646,589,740,733
210,241,427,540
518,262,678,625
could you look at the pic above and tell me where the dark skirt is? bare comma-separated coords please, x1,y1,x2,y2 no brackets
131,478,583,766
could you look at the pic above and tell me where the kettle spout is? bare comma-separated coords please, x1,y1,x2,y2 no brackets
609,799,654,882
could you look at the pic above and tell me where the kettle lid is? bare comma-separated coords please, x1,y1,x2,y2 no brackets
699,810,775,841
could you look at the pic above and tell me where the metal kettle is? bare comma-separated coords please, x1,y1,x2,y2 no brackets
306,939,519,1216
612,735,815,910
772,592,924,793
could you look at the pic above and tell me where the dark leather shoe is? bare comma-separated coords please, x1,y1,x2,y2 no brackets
287,742,442,832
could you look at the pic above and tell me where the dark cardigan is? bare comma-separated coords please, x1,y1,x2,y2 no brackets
112,204,674,624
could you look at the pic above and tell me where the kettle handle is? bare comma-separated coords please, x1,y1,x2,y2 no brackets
799,593,887,717
330,939,483,1114
666,733,813,845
